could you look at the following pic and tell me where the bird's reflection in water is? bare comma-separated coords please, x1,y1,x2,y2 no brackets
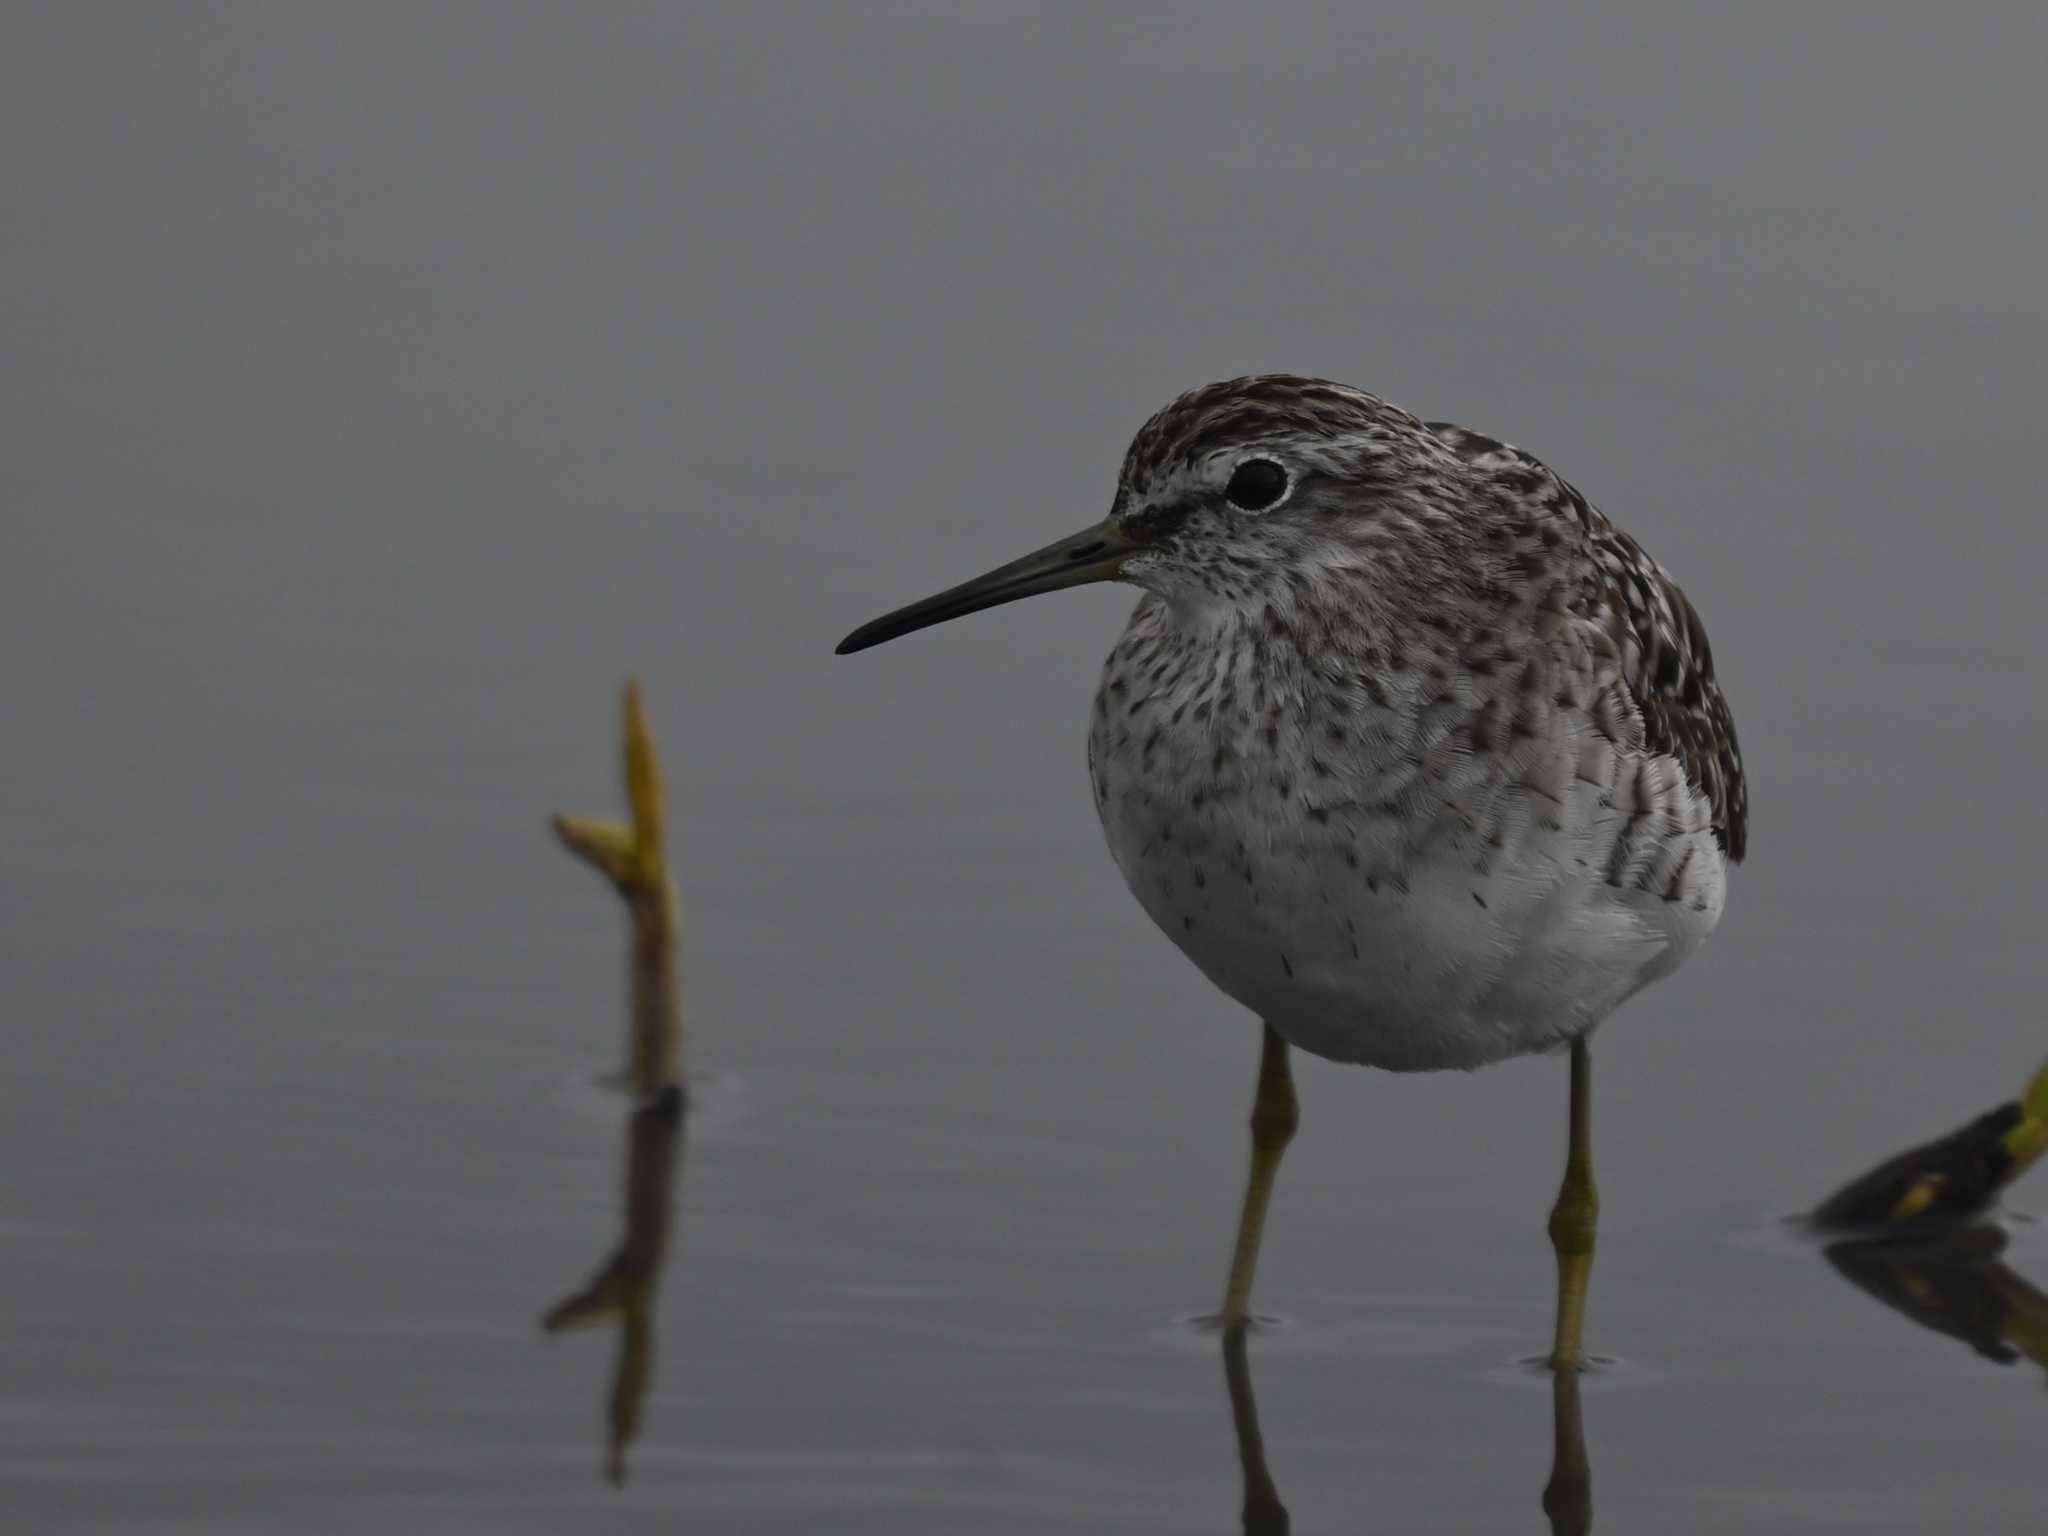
541,1084,685,1484
1217,1322,1595,1536
1823,1224,2048,1382
1539,1365,1593,1536
1220,1324,1290,1536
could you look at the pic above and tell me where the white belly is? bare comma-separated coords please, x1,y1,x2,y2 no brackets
1088,635,1727,1072
1103,796,1720,1070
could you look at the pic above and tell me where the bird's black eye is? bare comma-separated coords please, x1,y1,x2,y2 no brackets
1225,458,1289,512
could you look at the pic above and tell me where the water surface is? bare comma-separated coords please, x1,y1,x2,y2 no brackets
6,7,2048,1531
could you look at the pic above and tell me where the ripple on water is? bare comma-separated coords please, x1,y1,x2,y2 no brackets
1145,1304,1537,1368
1480,1352,1659,1392
556,1064,750,1139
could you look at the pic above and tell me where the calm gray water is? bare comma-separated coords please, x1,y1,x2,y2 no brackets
7,6,2048,1531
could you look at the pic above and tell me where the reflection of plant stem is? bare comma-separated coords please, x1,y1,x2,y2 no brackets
542,1087,683,1484
552,678,683,1095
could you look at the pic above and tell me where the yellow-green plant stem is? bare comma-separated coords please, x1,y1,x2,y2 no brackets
553,679,683,1095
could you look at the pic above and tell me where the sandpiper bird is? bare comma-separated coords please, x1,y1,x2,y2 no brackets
838,376,1746,1367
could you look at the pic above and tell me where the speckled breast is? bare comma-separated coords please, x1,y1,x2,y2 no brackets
1085,600,1726,1072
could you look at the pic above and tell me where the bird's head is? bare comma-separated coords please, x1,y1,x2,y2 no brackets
835,375,1471,655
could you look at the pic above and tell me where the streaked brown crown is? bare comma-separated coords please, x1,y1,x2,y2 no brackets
1119,374,1437,498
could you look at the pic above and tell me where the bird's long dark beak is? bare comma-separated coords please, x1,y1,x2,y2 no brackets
835,516,1138,655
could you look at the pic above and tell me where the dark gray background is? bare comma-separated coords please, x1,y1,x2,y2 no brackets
6,5,2047,1531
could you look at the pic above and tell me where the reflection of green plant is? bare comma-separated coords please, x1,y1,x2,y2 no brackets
1811,1059,2048,1229
543,1087,683,1485
1990,1258,2048,1376
1824,1225,2048,1382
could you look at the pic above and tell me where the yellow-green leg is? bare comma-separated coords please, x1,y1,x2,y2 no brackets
1218,1022,1299,1328
1547,1038,1599,1372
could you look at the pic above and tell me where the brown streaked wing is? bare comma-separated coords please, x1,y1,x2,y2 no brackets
1594,525,1748,861
1426,419,1748,862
